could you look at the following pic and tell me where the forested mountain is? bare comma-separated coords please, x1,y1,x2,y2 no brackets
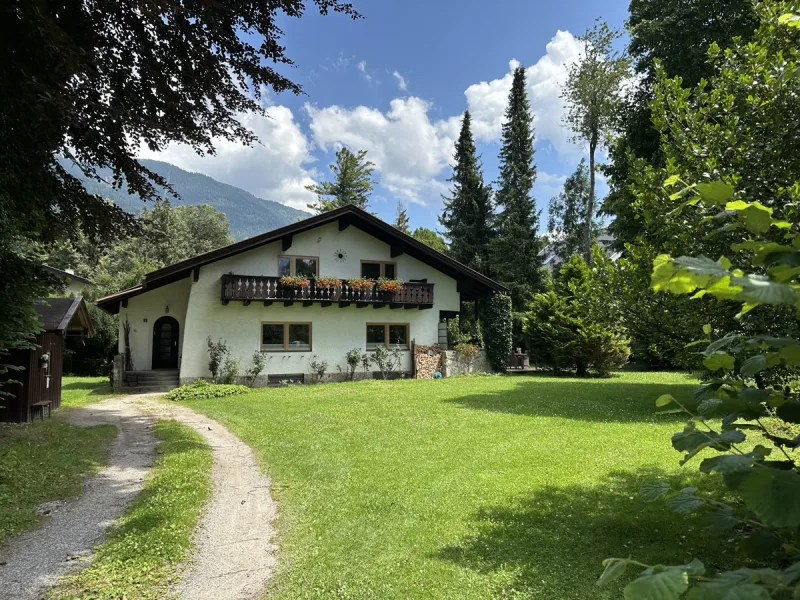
63,159,309,240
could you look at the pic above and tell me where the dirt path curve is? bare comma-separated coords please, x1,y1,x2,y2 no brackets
135,396,278,600
0,395,277,600
0,398,158,600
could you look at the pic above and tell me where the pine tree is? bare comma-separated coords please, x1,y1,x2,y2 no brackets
393,202,410,234
306,147,376,213
547,159,592,263
439,110,494,273
491,66,543,310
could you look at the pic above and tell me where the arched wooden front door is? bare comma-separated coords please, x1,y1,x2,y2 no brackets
152,316,179,370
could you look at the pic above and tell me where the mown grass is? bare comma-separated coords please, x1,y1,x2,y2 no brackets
47,419,213,600
0,419,116,543
61,376,117,409
185,371,744,600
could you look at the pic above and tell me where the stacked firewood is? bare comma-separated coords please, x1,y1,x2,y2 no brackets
414,344,442,379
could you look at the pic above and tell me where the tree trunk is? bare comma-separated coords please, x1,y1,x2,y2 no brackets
585,135,597,264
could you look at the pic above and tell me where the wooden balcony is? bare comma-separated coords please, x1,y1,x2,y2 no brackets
221,275,434,309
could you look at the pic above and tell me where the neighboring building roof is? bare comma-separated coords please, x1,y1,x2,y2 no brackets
33,297,95,337
42,265,93,285
97,205,506,314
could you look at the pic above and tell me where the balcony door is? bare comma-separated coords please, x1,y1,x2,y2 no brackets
152,316,179,370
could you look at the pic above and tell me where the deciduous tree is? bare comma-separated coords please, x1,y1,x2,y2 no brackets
562,21,631,262
412,228,448,254
0,0,360,386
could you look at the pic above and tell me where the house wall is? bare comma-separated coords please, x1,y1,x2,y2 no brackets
181,222,460,381
118,222,461,380
117,278,191,371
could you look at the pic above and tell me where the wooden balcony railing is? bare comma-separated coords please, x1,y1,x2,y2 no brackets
221,275,434,308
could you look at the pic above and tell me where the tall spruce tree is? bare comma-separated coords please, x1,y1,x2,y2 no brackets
439,110,494,273
491,66,542,310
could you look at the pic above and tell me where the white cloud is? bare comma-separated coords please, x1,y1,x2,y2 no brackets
392,70,408,92
464,30,582,154
357,60,372,83
138,106,316,212
306,97,457,206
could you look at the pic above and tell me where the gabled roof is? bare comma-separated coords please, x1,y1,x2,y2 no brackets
42,265,93,285
33,297,95,336
97,205,505,313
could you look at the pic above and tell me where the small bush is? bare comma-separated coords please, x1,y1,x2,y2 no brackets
165,380,249,400
245,351,268,387
219,355,240,385
454,343,480,359
207,337,229,383
371,346,403,380
344,348,361,381
309,355,329,383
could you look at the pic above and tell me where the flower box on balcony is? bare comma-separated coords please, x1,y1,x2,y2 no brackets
280,275,310,289
315,276,343,289
377,278,404,293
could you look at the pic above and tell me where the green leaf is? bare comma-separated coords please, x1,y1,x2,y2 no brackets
704,353,735,371
739,387,773,405
779,13,800,28
742,530,783,560
779,345,800,365
704,509,738,534
664,174,680,187
598,558,628,586
656,394,675,407
740,355,768,378
688,582,771,600
641,481,671,502
696,181,734,205
776,402,800,424
624,566,689,600
697,398,723,417
699,455,756,474
737,468,800,528
667,491,705,514
703,324,712,335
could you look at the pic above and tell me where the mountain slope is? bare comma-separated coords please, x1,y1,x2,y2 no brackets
64,159,309,240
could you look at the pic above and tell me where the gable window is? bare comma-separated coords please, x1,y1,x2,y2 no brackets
261,322,312,352
366,323,409,350
361,261,396,279
279,256,318,278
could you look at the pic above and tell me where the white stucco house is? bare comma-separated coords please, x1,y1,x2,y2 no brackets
96,205,505,388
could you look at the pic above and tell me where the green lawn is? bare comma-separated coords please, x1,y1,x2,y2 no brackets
61,375,117,408
0,418,116,543
0,377,116,543
48,419,213,600
184,372,743,600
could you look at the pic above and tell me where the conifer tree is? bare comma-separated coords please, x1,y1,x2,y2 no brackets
439,110,494,273
491,66,543,310
393,202,410,234
306,148,376,213
547,159,593,264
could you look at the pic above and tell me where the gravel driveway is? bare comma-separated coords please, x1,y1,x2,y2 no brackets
0,395,278,600
0,398,158,600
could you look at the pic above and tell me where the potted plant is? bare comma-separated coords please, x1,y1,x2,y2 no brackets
346,277,374,292
377,278,404,293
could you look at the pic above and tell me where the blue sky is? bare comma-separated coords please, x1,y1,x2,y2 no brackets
141,0,629,233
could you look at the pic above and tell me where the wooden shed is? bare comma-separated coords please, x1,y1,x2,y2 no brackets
0,297,94,423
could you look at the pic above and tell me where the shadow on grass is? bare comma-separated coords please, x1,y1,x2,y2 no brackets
444,377,699,423
436,468,741,599
62,380,113,395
